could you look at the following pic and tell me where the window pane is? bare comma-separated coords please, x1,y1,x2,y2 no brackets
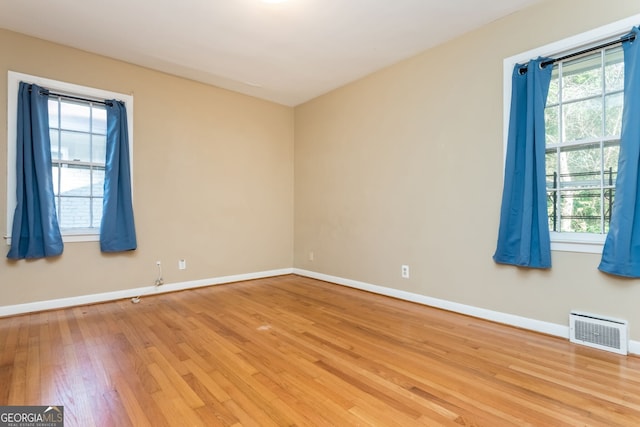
605,47,624,92
545,105,559,144
51,166,60,195
93,135,106,163
93,168,105,197
92,106,107,134
545,150,558,188
60,131,91,162
547,190,559,232
563,98,602,142
60,100,91,132
559,189,602,233
605,92,623,137
92,198,103,228
562,54,602,102
48,99,59,128
49,129,60,160
547,69,559,105
60,166,91,196
558,144,601,188
59,197,91,229
603,142,619,185
604,187,615,233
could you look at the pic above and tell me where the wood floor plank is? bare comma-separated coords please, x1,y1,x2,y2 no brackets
2,274,640,426
182,360,231,403
183,372,239,425
150,393,204,427
149,347,205,409
111,372,153,427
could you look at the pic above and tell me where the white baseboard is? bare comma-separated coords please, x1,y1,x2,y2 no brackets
4,266,638,355
0,268,294,318
293,268,640,356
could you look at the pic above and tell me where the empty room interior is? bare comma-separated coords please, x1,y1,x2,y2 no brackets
3,0,640,425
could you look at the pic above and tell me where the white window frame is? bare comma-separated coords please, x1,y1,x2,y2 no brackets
503,14,640,254
5,71,134,244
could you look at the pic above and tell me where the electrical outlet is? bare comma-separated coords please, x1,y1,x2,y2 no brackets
309,251,314,261
156,260,161,266
401,265,410,279
179,259,186,270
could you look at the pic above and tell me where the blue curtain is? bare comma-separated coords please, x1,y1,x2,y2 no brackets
7,83,63,260
100,100,137,252
493,58,553,268
599,27,640,277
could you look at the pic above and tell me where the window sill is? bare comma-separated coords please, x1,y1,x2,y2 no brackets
61,231,100,243
550,232,605,254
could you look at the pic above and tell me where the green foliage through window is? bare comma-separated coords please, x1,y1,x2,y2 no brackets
545,46,623,234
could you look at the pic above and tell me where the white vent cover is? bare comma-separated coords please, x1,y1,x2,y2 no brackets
569,311,628,355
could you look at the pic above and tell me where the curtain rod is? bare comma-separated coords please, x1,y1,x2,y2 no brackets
27,84,113,106
520,33,636,73
43,90,113,106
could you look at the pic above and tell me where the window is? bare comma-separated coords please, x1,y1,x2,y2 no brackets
545,47,623,235
49,97,107,231
503,14,640,253
6,72,133,243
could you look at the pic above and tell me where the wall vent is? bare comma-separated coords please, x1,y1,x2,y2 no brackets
569,311,628,355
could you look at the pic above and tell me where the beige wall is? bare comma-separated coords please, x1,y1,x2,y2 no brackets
0,29,294,305
294,0,640,339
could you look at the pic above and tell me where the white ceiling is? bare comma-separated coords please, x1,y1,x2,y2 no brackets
0,0,544,106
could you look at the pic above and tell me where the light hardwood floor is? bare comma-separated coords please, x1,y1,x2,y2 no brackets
2,274,640,426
